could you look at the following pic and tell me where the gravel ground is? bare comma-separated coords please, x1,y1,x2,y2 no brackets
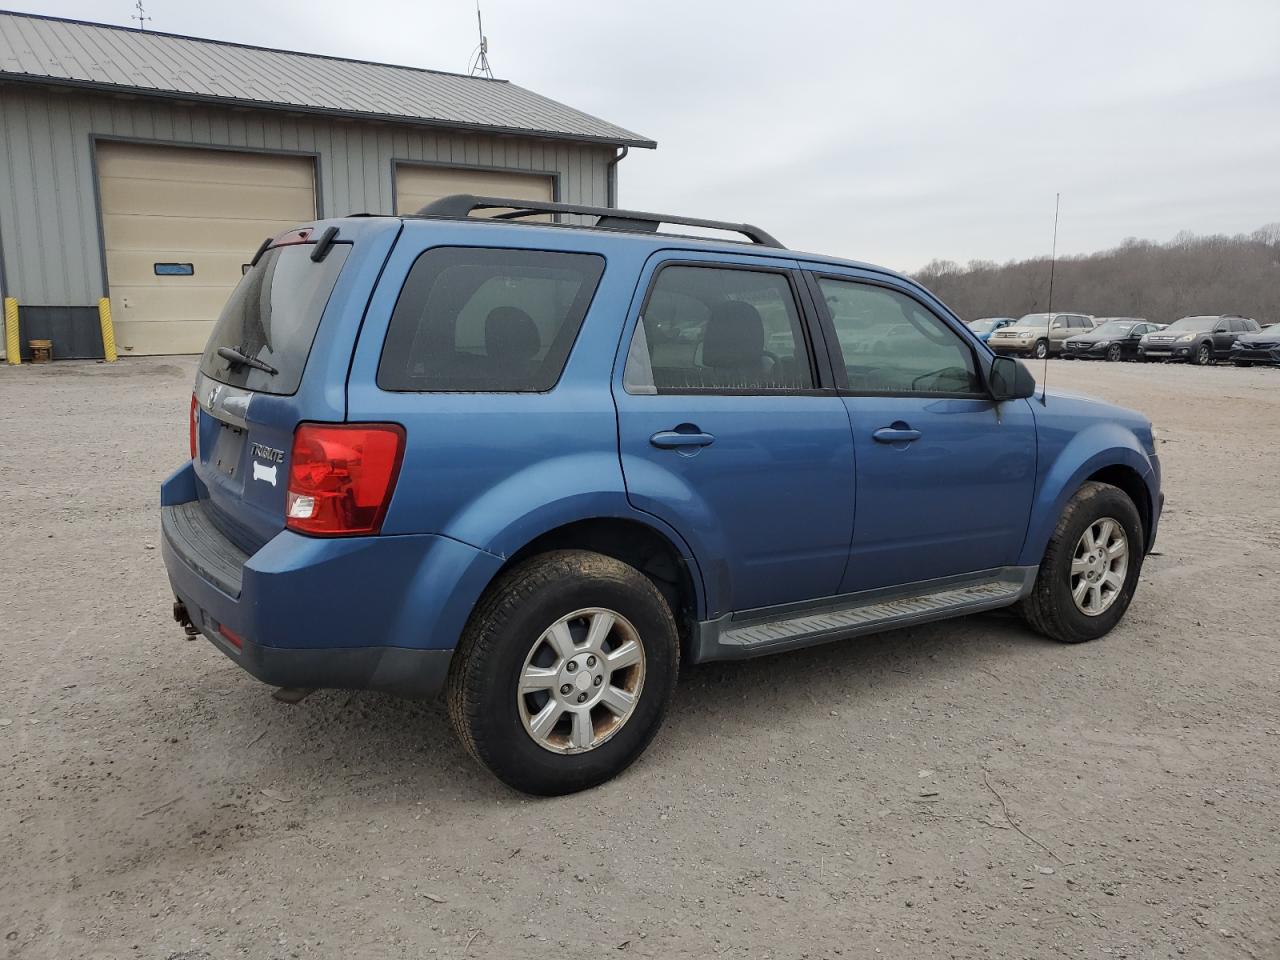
1,357,1277,960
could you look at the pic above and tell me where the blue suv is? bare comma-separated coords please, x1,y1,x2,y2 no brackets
162,195,1163,795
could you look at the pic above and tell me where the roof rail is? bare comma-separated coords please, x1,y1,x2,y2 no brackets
415,194,784,248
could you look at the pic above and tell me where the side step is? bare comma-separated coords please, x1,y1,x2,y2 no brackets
693,566,1036,662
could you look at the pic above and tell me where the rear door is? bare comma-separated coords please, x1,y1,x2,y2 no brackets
613,252,855,616
1211,318,1236,356
192,231,357,553
806,269,1037,593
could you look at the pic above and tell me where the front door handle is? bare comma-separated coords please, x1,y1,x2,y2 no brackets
873,425,922,444
650,428,716,449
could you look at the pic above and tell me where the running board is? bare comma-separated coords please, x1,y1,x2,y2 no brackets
692,566,1036,662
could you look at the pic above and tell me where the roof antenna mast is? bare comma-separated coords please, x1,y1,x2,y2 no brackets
1040,192,1060,406
130,0,152,30
469,1,494,79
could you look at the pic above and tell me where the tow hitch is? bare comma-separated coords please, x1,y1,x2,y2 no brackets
172,600,199,639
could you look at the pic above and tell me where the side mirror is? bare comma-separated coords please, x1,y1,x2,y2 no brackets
989,356,1036,401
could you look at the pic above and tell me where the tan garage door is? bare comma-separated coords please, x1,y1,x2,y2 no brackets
97,143,316,355
395,164,554,217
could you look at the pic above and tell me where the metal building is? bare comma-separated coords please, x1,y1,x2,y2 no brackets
0,11,653,358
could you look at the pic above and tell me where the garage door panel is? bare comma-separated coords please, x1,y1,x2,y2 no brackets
97,142,316,354
102,214,302,254
97,143,315,189
113,319,218,356
106,251,259,288
100,176,314,222
394,165,553,216
110,284,233,323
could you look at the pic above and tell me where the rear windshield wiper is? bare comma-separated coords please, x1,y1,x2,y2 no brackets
217,345,278,376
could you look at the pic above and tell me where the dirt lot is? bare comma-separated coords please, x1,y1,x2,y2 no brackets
1,357,1277,960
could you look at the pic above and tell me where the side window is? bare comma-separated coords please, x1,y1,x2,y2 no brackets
378,247,605,392
1071,317,1090,329
816,278,984,395
623,265,813,393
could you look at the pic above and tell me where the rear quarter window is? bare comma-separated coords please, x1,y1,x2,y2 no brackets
378,247,605,392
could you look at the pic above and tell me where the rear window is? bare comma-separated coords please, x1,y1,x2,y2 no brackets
377,247,605,392
199,243,350,396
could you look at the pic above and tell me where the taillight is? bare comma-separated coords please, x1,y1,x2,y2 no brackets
189,393,199,460
285,423,405,536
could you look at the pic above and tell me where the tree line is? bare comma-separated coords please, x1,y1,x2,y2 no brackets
913,224,1280,325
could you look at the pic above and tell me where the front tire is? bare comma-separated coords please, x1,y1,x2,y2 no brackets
1193,342,1212,366
447,550,679,796
1019,481,1144,644
1107,344,1122,362
1033,339,1050,360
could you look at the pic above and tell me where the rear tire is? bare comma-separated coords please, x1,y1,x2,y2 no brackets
447,550,679,796
1019,481,1144,644
1033,339,1050,360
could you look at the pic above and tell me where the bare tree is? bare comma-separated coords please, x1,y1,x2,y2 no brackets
913,225,1280,324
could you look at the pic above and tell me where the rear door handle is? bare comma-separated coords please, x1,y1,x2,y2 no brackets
650,428,716,449
872,425,921,444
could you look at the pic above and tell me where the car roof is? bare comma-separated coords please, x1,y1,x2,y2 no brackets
350,212,914,285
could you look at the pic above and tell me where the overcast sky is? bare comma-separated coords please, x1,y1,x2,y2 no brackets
21,0,1280,271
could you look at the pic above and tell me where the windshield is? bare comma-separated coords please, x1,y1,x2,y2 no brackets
1164,316,1217,333
969,319,1006,333
1093,320,1137,335
199,243,350,396
1015,314,1051,328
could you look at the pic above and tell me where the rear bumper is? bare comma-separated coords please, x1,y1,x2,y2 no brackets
160,463,503,699
178,597,452,697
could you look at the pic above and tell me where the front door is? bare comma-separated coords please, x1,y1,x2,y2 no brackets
808,271,1038,594
613,255,855,616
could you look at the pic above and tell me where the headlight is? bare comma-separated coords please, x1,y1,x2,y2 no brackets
1095,340,1110,348
1177,334,1196,342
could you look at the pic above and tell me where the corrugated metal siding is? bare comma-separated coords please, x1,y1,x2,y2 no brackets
0,85,614,305
0,12,654,148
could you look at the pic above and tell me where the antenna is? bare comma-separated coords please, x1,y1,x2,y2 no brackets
468,1,495,79
130,0,152,29
1040,192,1060,406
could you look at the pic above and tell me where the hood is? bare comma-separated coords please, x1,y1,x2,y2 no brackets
1064,329,1116,343
1236,329,1280,345
1031,388,1154,445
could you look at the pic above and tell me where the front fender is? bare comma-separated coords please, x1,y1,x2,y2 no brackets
1018,421,1157,566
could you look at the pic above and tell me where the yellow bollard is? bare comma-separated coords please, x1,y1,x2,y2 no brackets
97,297,118,362
3,297,19,365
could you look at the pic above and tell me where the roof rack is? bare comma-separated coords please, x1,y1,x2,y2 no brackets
415,194,784,248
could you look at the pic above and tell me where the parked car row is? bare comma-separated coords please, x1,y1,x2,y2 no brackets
969,312,1277,365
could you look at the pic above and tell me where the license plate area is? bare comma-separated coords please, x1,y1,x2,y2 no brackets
210,422,246,479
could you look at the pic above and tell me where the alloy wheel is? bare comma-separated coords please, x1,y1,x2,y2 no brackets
517,608,646,754
1070,518,1128,616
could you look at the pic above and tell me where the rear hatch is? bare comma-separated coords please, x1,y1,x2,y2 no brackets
191,228,354,554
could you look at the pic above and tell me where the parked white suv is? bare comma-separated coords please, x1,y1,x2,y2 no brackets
989,313,1095,359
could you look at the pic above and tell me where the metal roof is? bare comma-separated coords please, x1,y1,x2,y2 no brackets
0,11,655,148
